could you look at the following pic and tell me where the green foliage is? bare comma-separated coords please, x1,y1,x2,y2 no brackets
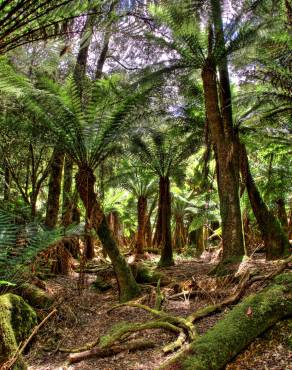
0,208,81,283
130,128,200,178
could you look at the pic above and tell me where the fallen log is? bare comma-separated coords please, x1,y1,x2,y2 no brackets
160,273,292,370
68,339,155,364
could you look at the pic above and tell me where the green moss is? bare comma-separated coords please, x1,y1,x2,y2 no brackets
274,273,292,287
17,283,54,309
163,274,292,370
131,263,168,285
0,294,37,370
91,276,112,292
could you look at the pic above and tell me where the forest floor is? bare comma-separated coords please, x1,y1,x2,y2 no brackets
25,253,292,370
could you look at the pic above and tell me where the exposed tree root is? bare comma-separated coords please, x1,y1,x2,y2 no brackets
100,320,181,349
160,273,292,369
68,339,156,364
59,337,101,353
61,257,292,367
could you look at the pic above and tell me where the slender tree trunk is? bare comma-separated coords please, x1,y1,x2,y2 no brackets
202,59,245,263
45,149,64,229
288,209,292,240
158,176,174,267
145,216,152,249
276,198,288,234
239,142,290,259
75,166,140,302
173,217,186,253
3,159,10,201
62,155,73,227
107,211,123,246
136,196,147,255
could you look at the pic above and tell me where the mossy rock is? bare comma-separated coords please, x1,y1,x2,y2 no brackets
16,283,54,309
92,276,112,292
131,263,170,286
0,293,37,369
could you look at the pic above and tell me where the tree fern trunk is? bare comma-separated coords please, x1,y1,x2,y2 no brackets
136,196,147,255
202,59,245,264
158,176,174,267
62,155,73,227
45,149,64,229
76,166,140,302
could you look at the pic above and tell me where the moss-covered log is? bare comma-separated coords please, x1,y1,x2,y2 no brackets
0,294,37,370
15,283,54,309
161,273,292,370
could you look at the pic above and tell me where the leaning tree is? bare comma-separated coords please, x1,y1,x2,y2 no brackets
25,74,157,301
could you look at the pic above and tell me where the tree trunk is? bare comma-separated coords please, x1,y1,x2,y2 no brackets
76,166,140,302
173,217,187,253
161,273,292,370
202,59,245,264
62,155,73,227
239,142,290,259
145,216,152,249
136,196,147,255
201,0,245,267
158,176,174,267
276,198,288,234
3,159,10,201
45,149,64,229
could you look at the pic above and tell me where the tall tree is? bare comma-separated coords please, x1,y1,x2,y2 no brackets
131,129,198,266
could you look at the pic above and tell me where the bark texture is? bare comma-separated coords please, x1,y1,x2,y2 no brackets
136,196,147,254
158,176,174,267
45,149,64,229
62,155,73,227
202,59,245,262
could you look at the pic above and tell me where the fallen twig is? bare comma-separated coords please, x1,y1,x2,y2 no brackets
68,339,156,364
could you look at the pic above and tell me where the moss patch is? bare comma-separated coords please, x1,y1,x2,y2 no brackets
0,293,37,369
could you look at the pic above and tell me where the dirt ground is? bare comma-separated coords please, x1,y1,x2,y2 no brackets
25,254,292,370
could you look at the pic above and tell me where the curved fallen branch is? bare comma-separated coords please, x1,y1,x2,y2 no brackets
108,302,197,339
68,339,156,364
100,320,181,348
59,337,100,353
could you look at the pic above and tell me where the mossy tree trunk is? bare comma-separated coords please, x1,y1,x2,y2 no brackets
158,176,174,267
0,294,37,370
76,166,140,302
162,273,292,370
45,148,64,229
136,196,147,255
239,141,290,259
